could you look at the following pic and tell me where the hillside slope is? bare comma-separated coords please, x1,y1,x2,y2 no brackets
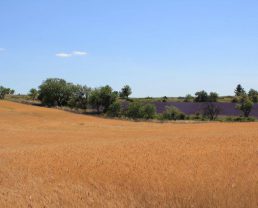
0,101,257,207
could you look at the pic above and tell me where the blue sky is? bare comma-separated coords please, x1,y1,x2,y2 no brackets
0,0,258,97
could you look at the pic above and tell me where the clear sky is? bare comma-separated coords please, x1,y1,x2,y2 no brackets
0,0,258,97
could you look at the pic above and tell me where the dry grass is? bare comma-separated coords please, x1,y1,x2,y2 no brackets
0,100,257,208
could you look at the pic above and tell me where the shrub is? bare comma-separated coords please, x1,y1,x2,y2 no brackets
231,97,239,103
126,102,142,119
106,102,121,117
184,94,193,102
202,103,221,120
162,106,185,120
140,104,156,119
162,96,168,102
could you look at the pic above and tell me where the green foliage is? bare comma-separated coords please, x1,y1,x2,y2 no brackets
28,88,39,100
140,104,156,119
231,97,239,103
248,89,258,103
0,86,14,99
99,85,118,113
194,90,208,102
184,94,193,102
68,85,91,109
194,91,219,103
162,96,168,102
89,85,118,113
126,102,142,119
38,78,77,106
236,96,254,117
119,85,132,99
208,92,219,102
106,102,121,117
89,88,102,112
162,106,185,120
224,116,256,122
234,84,246,96
126,103,156,119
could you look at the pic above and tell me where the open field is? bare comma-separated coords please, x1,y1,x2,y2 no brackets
0,100,257,207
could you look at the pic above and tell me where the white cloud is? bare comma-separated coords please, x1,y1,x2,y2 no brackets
56,53,73,58
0,48,5,52
56,50,88,58
73,51,88,56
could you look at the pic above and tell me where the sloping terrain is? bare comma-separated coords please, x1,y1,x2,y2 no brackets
0,100,257,208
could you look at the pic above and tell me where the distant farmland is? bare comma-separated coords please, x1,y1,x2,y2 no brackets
0,100,258,208
139,102,258,117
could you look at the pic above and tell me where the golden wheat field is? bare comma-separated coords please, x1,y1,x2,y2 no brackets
0,100,257,208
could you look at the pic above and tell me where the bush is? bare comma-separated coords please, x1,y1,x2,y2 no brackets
162,106,185,120
126,103,156,120
202,103,221,120
184,94,193,102
231,97,239,103
140,104,156,119
223,116,256,122
126,102,142,119
106,102,121,117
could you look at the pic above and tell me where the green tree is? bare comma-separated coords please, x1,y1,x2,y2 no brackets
89,88,102,113
140,104,156,119
126,102,142,119
236,96,253,117
208,92,219,102
99,85,118,112
0,86,13,99
248,89,258,103
162,96,168,102
119,85,132,99
194,90,208,102
28,88,39,100
234,84,246,96
184,94,193,102
38,78,76,106
89,85,118,113
162,106,185,120
106,102,121,117
68,85,91,109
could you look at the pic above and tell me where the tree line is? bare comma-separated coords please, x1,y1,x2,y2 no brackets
0,79,257,121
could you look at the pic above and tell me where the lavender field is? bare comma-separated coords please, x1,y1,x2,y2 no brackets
152,102,258,117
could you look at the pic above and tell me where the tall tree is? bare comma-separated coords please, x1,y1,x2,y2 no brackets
234,84,246,96
119,85,132,99
236,96,253,117
38,78,76,106
28,88,39,100
194,90,208,102
248,89,258,103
